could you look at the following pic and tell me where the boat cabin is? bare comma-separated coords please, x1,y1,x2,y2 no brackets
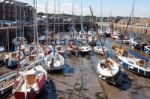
136,60,145,67
11,52,17,59
57,46,62,51
27,74,36,85
29,55,36,62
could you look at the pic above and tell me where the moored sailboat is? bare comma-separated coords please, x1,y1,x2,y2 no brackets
94,42,108,55
4,51,24,68
44,52,64,72
13,65,47,99
44,0,65,72
97,58,120,85
78,40,92,55
117,55,150,78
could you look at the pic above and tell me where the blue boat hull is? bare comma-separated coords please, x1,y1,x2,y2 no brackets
119,59,150,78
5,59,17,68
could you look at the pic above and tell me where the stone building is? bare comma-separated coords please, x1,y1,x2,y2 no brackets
0,0,34,22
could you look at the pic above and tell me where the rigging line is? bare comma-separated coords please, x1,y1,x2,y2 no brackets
120,0,135,48
89,6,108,60
33,0,36,44
14,0,17,38
35,0,39,44
53,0,56,56
80,0,83,32
100,0,103,31
58,0,61,34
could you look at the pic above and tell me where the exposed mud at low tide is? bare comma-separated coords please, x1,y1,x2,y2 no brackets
5,37,150,99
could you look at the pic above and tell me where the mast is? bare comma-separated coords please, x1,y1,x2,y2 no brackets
45,1,48,37
80,0,83,32
45,1,50,48
33,0,36,44
14,0,17,38
62,10,64,34
72,0,75,40
58,0,60,34
131,0,135,26
22,7,25,38
35,0,39,44
53,0,56,55
57,0,62,41
100,0,103,31
33,0,38,44
120,0,135,48
89,6,107,60
129,0,135,39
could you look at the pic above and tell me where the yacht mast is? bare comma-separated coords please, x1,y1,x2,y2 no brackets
89,6,107,60
131,0,135,26
72,0,75,40
53,0,56,55
33,0,36,44
58,0,60,34
62,10,64,33
35,0,39,44
100,0,103,31
80,0,83,32
45,1,48,37
33,0,38,44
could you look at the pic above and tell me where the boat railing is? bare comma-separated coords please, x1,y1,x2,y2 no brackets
0,71,16,83
0,59,42,84
23,60,44,71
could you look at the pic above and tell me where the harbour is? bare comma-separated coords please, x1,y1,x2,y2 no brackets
0,36,150,99
0,0,150,99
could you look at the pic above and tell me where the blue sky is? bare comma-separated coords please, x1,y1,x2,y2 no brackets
17,0,150,17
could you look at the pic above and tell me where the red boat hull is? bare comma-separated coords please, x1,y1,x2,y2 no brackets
14,76,46,99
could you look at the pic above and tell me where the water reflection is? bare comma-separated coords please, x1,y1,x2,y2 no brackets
116,69,132,90
63,64,74,76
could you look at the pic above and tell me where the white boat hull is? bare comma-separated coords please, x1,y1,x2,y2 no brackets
97,59,119,77
117,55,150,77
44,52,65,72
